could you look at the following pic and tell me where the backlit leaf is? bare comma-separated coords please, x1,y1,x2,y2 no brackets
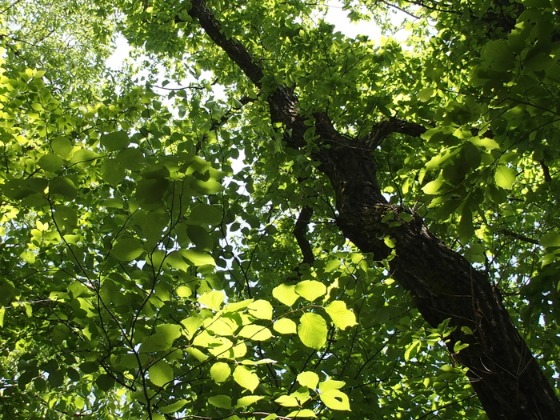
295,280,326,301
494,166,516,189
324,301,357,330
233,365,259,392
298,313,327,349
210,362,231,383
248,299,273,320
297,371,319,389
319,390,351,411
273,318,297,334
272,283,299,306
148,361,173,387
238,324,273,341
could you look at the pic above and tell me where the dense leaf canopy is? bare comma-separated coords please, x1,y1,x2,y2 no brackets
1,0,559,418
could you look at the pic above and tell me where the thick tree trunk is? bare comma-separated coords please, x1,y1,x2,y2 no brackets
187,2,560,418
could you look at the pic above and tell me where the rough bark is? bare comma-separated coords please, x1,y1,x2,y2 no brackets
187,2,560,418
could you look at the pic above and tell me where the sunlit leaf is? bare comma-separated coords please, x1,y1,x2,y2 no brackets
319,390,351,411
238,324,273,341
210,362,231,383
295,280,326,301
273,318,297,334
324,301,357,330
233,365,259,392
494,166,516,189
298,313,327,349
297,371,319,389
272,283,299,306
247,299,273,320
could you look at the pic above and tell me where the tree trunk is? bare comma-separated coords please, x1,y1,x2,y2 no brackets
187,1,560,418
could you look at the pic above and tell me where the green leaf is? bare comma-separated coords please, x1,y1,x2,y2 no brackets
148,361,173,387
0,280,17,306
238,324,273,341
111,237,144,261
176,285,192,298
236,395,265,408
210,362,231,383
494,166,516,189
182,249,215,266
458,207,474,243
248,299,273,320
295,280,326,301
273,318,297,334
136,177,169,206
318,379,345,392
38,154,64,172
297,371,319,389
140,324,182,352
319,390,351,411
233,365,259,392
198,291,224,311
541,231,560,248
324,301,357,330
481,40,515,72
160,399,188,414
49,176,77,199
272,283,299,306
51,136,73,158
101,130,130,151
422,176,445,195
418,87,435,102
208,395,232,409
188,204,222,225
70,148,100,164
275,395,300,407
298,313,328,349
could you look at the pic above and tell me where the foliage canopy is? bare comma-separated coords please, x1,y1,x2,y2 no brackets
1,0,559,418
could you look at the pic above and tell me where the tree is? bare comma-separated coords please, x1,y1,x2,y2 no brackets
1,0,559,418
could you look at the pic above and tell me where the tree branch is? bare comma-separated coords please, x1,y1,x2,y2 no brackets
293,205,315,266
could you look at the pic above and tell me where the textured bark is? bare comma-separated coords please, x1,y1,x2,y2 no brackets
187,2,560,418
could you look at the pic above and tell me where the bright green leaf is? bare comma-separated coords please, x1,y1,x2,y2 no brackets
298,313,328,349
236,395,265,408
319,389,351,411
295,280,326,301
247,299,273,320
273,318,297,334
237,324,273,341
198,290,224,310
286,409,317,418
272,283,299,306
324,301,357,330
297,371,319,389
233,365,259,392
210,362,231,383
494,166,516,189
